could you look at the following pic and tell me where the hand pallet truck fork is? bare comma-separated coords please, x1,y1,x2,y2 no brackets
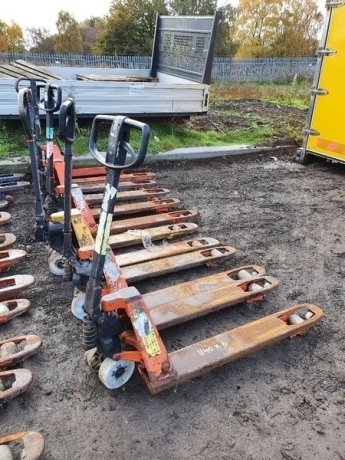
54,113,278,319
75,113,324,394
48,111,240,290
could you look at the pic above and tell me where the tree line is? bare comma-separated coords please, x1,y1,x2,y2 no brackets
0,0,323,58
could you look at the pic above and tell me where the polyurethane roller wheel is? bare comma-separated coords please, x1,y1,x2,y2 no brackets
98,358,135,389
47,250,64,276
0,444,13,460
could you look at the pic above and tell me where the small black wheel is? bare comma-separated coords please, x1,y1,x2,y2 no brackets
295,148,308,165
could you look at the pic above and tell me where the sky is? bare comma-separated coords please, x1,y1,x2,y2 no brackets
1,0,327,33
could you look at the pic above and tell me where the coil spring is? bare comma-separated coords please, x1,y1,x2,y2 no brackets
63,260,73,281
82,317,97,350
44,196,57,217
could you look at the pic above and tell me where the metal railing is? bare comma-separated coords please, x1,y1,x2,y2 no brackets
0,53,317,82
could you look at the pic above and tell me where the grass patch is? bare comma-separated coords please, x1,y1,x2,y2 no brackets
0,79,310,159
211,77,311,109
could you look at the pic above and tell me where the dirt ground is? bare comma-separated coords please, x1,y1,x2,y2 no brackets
1,100,345,460
186,99,307,147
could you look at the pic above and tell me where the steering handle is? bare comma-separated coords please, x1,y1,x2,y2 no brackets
89,115,150,170
15,78,46,108
39,83,62,113
15,77,47,93
18,87,34,141
59,98,76,145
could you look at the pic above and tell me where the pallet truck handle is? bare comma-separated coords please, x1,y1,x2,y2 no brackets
15,77,46,93
58,98,76,145
89,115,150,170
38,83,62,113
18,87,35,141
15,77,46,107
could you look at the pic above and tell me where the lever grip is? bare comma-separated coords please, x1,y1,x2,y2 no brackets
39,83,62,113
89,115,150,170
14,77,47,94
15,78,46,113
58,98,76,145
18,87,34,141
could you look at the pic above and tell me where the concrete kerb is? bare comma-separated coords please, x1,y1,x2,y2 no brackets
0,144,297,174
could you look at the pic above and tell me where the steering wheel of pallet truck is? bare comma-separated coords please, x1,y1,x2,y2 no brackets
15,77,47,108
18,87,35,141
38,83,62,114
89,115,150,170
58,98,76,145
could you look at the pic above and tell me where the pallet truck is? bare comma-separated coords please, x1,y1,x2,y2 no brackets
16,92,324,394
51,113,275,325
46,106,238,291
0,335,42,406
0,369,33,404
0,335,42,369
0,233,16,250
16,81,199,279
17,80,66,252
0,174,30,210
72,114,323,394
0,431,44,460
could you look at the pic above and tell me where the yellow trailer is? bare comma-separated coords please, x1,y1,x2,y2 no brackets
296,0,345,164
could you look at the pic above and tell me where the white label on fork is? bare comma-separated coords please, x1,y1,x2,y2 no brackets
47,141,54,158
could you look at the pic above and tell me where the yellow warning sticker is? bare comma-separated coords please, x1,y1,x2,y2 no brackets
132,307,161,357
142,331,161,357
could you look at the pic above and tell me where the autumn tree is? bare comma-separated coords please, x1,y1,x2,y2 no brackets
233,0,281,57
0,20,7,52
94,0,168,55
270,0,323,57
26,27,55,53
234,0,323,58
54,11,83,54
79,17,103,54
168,0,216,15
0,20,26,52
214,3,239,57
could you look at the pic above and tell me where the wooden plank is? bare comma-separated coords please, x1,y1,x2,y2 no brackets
14,60,67,80
76,74,159,82
0,65,28,78
0,61,66,81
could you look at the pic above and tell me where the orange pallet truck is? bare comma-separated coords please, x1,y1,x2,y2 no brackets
77,114,323,394
0,431,44,459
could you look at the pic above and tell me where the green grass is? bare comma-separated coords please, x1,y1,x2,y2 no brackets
0,79,311,159
211,77,311,109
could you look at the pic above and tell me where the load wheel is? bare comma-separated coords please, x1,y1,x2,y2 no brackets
71,290,86,320
47,249,64,276
98,358,135,389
